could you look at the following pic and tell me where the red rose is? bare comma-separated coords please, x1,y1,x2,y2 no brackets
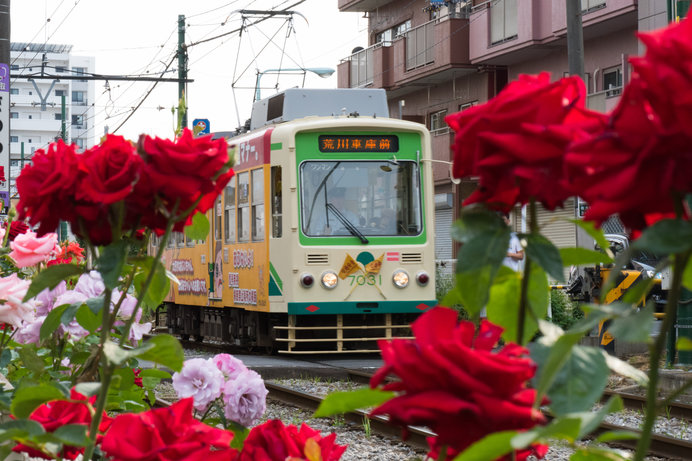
76,134,143,205
370,307,547,459
16,140,80,236
565,79,692,231
100,397,236,461
137,128,233,229
629,16,692,139
445,72,606,211
237,419,347,461
66,134,145,245
3,220,29,241
12,389,112,460
133,368,143,388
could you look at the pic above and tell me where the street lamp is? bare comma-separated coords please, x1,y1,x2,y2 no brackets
254,67,335,102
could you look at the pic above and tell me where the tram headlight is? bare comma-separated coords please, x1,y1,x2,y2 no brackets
321,271,338,289
300,273,315,288
392,270,409,288
416,271,430,286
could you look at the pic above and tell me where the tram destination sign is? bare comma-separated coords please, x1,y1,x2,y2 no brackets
318,135,398,153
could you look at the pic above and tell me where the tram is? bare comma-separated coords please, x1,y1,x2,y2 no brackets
157,88,438,353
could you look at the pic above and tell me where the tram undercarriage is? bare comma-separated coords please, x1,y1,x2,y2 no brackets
163,302,417,354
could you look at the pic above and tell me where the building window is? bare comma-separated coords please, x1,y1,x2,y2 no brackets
490,0,518,45
54,113,63,120
72,91,85,103
71,114,84,126
55,66,66,73
375,19,411,44
10,136,18,143
224,178,236,243
429,109,448,135
459,101,477,111
28,115,32,119
10,64,18,71
603,67,622,97
10,160,18,167
252,168,264,241
10,88,18,95
72,67,88,82
55,89,66,97
10,112,18,119
73,138,85,149
582,0,606,12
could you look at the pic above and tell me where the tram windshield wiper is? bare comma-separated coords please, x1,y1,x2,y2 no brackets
326,203,369,244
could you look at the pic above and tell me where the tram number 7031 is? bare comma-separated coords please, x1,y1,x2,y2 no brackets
348,274,383,286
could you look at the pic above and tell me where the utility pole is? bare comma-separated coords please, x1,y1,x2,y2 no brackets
565,0,585,80
178,15,188,130
0,0,11,216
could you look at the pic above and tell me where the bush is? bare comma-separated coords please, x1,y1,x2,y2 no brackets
435,267,468,320
549,289,584,330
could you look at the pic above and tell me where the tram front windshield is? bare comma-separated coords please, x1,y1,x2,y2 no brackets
300,160,422,238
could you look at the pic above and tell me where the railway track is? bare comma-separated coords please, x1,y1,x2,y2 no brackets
264,381,433,451
168,337,692,458
342,369,692,460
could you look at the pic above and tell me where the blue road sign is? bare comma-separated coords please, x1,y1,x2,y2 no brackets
193,118,210,135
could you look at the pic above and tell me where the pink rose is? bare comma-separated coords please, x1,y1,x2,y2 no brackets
9,231,59,268
0,274,36,327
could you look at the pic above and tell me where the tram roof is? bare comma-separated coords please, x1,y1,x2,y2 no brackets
250,88,389,131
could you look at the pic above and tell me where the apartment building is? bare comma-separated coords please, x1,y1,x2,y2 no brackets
336,0,685,272
8,42,95,197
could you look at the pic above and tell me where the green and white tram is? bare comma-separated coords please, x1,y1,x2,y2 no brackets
160,88,438,353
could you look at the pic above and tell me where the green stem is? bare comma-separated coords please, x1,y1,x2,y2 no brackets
121,220,175,344
633,251,689,460
517,201,536,345
82,287,114,461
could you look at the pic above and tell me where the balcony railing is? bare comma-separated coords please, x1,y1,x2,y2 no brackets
404,21,435,71
342,42,386,88
586,86,623,113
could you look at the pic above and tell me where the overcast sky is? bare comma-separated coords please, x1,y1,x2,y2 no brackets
10,0,368,143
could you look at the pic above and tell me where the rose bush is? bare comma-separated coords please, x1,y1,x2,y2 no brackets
316,15,692,461
0,126,346,461
0,15,689,461
369,307,548,461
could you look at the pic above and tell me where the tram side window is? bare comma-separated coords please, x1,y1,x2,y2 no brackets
271,166,282,238
252,168,264,241
237,171,250,242
214,196,223,241
224,178,236,243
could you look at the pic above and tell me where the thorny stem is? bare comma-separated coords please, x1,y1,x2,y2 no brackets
633,250,690,460
517,200,537,345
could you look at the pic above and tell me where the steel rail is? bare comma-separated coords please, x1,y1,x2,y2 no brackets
264,381,432,451
602,389,692,421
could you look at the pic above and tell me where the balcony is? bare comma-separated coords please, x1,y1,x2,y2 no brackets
586,87,622,113
552,0,637,39
338,0,393,12
338,14,475,93
431,130,455,184
470,0,636,65
9,118,62,132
